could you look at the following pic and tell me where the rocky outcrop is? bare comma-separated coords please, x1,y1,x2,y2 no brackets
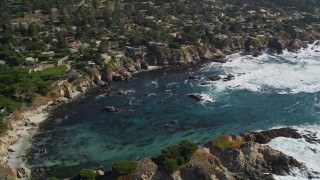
288,39,308,52
209,75,221,81
145,46,200,66
245,36,269,52
144,45,227,67
127,128,310,180
242,127,302,144
267,36,309,54
102,106,120,113
188,94,204,102
268,38,287,54
15,168,31,179
204,141,301,179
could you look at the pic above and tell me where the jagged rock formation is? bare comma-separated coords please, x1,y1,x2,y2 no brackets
128,128,310,180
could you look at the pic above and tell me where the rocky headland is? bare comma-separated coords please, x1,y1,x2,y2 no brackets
123,128,317,180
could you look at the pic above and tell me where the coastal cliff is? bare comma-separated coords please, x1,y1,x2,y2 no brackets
122,128,315,180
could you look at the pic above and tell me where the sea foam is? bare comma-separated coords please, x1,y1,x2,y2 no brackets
213,41,320,94
269,124,320,179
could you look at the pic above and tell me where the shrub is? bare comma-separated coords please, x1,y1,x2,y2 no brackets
213,135,245,150
161,145,181,160
112,160,137,175
194,150,205,158
163,157,178,173
47,177,59,180
0,120,7,134
79,169,96,180
179,140,198,161
159,140,198,173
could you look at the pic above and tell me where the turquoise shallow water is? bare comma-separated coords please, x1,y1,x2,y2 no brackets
27,49,320,177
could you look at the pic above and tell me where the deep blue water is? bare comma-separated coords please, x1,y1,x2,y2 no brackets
26,49,320,177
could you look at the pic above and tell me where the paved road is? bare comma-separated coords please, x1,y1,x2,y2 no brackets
57,55,69,66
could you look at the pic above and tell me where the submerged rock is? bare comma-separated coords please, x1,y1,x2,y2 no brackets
223,74,235,81
188,93,204,102
102,106,120,113
201,82,211,86
105,91,117,97
188,75,200,80
209,75,221,81
117,90,127,95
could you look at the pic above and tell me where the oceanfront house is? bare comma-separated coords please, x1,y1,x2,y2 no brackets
87,61,96,68
27,64,46,73
41,51,55,56
25,57,38,62
14,46,27,53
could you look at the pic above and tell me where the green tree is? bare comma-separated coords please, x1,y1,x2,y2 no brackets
112,160,137,175
163,158,178,174
79,169,96,180
98,40,109,53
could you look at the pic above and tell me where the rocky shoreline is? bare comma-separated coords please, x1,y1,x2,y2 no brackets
126,128,319,180
0,33,319,179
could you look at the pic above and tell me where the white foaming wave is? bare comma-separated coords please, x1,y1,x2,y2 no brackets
167,82,179,88
268,124,320,179
216,43,320,94
199,93,215,104
95,94,106,99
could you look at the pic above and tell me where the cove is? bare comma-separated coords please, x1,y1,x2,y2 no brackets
27,49,320,177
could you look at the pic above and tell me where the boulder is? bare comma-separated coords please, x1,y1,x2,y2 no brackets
209,75,221,81
188,94,204,102
268,38,285,54
252,51,262,57
223,74,235,81
16,168,31,179
201,82,211,86
95,170,104,176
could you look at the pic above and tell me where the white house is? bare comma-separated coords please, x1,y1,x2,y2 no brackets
26,57,38,62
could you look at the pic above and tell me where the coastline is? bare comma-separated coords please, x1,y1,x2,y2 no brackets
0,100,54,178
7,111,49,169
0,38,319,178
0,64,171,176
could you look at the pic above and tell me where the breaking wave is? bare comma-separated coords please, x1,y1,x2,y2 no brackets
213,41,320,94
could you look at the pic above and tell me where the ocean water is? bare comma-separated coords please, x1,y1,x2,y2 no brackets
27,42,320,178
